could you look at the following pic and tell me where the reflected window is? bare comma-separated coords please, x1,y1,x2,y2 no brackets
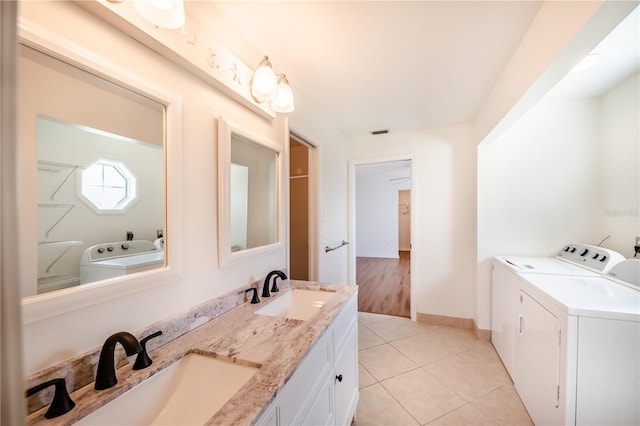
79,160,137,213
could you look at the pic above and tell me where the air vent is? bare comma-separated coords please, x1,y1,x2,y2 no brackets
370,129,389,135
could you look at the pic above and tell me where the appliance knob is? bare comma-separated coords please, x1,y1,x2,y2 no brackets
122,243,130,250
592,253,599,260
580,248,589,256
570,247,577,253
107,246,114,252
97,247,105,254
564,246,570,252
600,255,607,262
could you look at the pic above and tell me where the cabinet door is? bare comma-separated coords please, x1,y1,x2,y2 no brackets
516,291,561,425
254,404,277,426
491,261,518,379
302,374,334,426
334,323,358,426
279,331,333,425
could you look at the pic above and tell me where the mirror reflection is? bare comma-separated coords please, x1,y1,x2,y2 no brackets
20,44,166,296
230,133,278,252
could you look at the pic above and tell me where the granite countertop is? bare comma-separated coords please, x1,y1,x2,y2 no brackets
27,280,356,425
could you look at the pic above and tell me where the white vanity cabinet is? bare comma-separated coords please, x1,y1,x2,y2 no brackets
255,293,359,426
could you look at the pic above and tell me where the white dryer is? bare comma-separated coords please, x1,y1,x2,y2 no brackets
515,260,640,425
80,240,164,284
491,243,625,380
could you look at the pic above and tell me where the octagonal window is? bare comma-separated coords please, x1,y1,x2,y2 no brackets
79,160,137,214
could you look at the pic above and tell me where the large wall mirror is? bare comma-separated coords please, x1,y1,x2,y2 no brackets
218,117,281,267
19,23,182,322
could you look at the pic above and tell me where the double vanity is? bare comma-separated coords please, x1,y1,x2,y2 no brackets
26,280,358,425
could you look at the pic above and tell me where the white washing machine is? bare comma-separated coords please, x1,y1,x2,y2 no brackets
494,243,625,277
80,240,164,284
491,243,625,380
515,260,639,425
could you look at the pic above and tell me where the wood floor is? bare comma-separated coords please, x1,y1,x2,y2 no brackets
356,251,410,318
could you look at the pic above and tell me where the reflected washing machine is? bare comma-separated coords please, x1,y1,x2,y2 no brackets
80,240,164,284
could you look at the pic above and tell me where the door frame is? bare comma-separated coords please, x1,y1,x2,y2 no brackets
348,155,416,320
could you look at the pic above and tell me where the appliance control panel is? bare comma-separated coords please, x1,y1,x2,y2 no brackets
556,243,625,273
87,240,159,261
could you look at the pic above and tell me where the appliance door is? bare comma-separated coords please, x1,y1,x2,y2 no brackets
516,290,561,425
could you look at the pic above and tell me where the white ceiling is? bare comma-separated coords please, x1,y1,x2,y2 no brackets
214,1,638,138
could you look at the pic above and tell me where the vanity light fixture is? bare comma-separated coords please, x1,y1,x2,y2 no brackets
132,0,185,29
250,56,295,113
251,56,278,102
271,75,295,113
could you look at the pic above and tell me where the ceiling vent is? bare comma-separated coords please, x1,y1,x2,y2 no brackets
370,129,389,135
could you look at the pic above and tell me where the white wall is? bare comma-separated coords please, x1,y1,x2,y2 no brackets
599,72,640,256
477,72,639,330
17,1,351,375
17,2,285,375
355,169,399,258
348,125,477,321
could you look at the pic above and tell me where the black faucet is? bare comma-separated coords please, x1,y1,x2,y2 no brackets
95,332,142,390
262,270,287,298
26,378,75,419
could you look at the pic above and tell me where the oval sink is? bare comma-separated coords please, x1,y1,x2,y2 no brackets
255,288,335,320
77,353,259,425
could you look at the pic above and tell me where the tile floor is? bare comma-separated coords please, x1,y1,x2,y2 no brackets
354,312,533,426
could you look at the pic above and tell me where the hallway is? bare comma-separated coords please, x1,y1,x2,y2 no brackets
357,252,410,317
355,313,533,425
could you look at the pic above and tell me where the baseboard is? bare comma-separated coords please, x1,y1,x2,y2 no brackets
416,312,491,341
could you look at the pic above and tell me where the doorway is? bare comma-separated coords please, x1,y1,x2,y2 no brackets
350,158,413,318
289,134,317,280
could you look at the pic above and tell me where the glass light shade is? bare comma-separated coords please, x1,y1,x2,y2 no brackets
271,75,295,113
133,0,186,29
251,57,278,102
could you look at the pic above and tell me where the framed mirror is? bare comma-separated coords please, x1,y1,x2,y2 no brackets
218,117,281,267
19,22,183,323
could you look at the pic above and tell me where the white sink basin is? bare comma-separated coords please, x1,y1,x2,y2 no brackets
255,289,335,320
77,353,259,425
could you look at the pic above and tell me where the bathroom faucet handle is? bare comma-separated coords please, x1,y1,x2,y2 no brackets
245,288,260,304
26,378,75,419
133,330,163,370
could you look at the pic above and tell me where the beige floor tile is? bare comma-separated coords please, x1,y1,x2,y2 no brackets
354,383,419,426
359,324,385,350
359,343,418,381
424,352,510,401
390,327,475,366
428,403,499,425
381,368,467,424
456,340,512,384
359,363,377,388
358,311,396,325
365,316,430,342
473,385,533,426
